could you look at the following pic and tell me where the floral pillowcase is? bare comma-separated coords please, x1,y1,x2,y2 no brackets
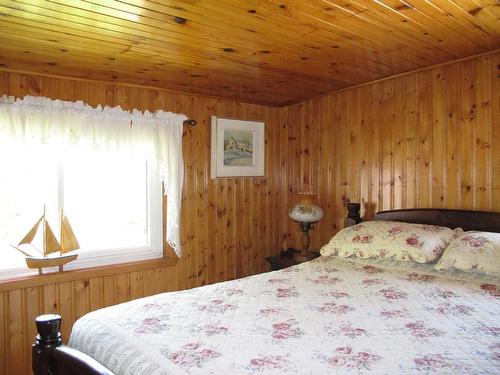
434,231,500,276
320,221,460,263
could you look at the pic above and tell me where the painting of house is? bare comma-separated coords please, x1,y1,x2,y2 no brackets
223,130,254,166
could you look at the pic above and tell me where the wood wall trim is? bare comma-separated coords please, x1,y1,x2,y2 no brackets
0,257,178,292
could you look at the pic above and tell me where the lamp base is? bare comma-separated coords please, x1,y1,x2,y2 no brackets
293,250,320,263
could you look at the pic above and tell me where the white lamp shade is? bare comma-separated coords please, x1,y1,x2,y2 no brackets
289,203,324,223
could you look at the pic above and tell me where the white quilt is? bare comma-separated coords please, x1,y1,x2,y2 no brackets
69,256,500,374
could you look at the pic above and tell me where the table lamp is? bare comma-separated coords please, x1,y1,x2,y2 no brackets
288,193,323,262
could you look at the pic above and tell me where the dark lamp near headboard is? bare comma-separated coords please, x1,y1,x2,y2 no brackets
344,203,362,227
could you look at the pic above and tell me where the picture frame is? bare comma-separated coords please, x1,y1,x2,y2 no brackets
210,116,265,178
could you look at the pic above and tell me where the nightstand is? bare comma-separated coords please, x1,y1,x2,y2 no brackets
266,248,321,271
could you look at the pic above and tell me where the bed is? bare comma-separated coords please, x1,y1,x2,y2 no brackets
32,208,500,375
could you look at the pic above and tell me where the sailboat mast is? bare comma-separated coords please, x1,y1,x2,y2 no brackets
42,205,47,257
59,208,63,272
60,208,63,256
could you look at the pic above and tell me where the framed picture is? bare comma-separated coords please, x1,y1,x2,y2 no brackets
210,116,265,178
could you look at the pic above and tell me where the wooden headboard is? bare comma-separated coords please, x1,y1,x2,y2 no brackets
374,208,500,233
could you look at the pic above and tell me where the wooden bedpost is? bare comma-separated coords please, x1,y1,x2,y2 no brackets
32,314,115,375
344,202,362,228
33,314,63,375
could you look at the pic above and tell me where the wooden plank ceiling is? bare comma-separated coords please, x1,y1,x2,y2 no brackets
0,0,498,106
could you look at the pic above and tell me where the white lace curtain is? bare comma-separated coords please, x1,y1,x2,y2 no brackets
0,95,186,256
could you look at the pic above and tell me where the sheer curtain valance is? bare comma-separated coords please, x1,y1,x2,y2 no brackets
0,95,186,256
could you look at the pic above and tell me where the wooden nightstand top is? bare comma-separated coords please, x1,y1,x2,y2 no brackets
266,248,321,271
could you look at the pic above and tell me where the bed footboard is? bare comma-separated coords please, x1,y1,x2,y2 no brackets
33,314,115,375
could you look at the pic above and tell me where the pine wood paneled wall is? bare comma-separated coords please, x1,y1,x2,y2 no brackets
281,51,500,251
0,71,282,375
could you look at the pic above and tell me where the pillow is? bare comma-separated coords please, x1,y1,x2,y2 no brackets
320,221,460,263
434,231,500,276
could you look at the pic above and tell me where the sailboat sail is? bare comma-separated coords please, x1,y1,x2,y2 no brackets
61,215,80,253
18,215,43,246
44,221,61,255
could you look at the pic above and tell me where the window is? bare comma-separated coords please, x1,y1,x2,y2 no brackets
0,142,163,279
0,95,186,280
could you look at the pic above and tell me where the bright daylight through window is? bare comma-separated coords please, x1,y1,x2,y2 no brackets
0,141,163,279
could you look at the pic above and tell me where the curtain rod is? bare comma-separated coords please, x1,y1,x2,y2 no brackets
183,119,197,126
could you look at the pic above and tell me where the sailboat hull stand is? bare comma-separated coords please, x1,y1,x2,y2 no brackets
25,253,78,274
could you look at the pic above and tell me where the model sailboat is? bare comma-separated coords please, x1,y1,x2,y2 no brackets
12,208,79,274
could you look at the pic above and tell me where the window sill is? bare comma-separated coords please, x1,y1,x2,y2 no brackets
0,251,179,292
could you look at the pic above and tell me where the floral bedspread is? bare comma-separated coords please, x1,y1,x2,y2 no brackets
69,256,500,374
